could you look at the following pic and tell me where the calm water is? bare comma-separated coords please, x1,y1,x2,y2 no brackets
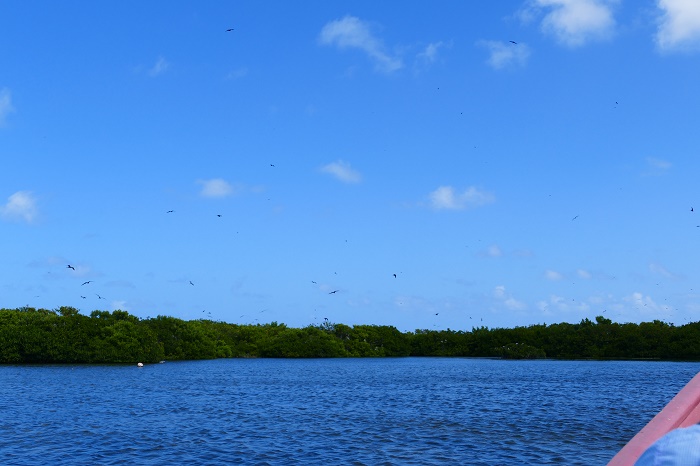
0,358,698,465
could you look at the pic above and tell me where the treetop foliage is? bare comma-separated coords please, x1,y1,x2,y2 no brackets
1,306,698,363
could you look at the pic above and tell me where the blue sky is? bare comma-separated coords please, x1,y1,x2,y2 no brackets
2,1,700,332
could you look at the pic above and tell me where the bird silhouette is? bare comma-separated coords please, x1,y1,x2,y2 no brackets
393,273,397,278
96,294,105,300
226,28,234,32
67,265,75,270
81,281,92,286
509,40,517,44
217,214,222,217
166,210,174,213
189,281,195,286
329,290,339,294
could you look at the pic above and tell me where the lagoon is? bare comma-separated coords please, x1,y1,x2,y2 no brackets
1,358,698,465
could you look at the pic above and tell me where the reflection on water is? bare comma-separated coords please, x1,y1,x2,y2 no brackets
0,358,697,465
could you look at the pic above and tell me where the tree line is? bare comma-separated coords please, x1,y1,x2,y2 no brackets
1,307,699,363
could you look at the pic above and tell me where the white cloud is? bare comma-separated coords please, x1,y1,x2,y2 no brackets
0,88,14,126
487,245,503,257
416,41,448,66
524,0,617,47
493,285,527,311
478,40,531,69
428,186,495,210
545,269,564,281
656,0,700,51
226,67,249,80
320,160,362,184
577,269,592,279
1,191,37,223
624,292,663,313
650,262,681,280
197,178,237,198
646,156,671,170
110,300,129,312
319,15,403,73
149,56,169,77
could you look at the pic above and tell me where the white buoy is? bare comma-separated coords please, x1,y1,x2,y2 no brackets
137,362,144,367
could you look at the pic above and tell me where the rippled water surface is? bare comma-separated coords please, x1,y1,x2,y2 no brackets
1,358,698,465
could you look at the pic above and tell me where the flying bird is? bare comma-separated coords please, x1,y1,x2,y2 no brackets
166,210,174,213
96,294,105,300
81,281,93,286
217,214,222,217
67,265,75,270
329,290,339,294
189,281,195,286
226,28,234,32
691,207,694,212
509,40,517,44
311,281,317,284
80,296,86,299
393,274,397,278
571,215,579,221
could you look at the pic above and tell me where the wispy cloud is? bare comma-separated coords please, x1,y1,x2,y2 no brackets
493,285,527,311
226,67,249,80
478,40,531,69
415,41,449,68
545,269,564,281
656,0,700,51
644,156,672,175
647,156,671,169
650,262,682,280
428,186,495,210
197,178,238,198
521,0,617,47
478,244,504,258
487,245,503,257
538,294,589,314
624,291,663,313
320,160,362,184
0,88,14,127
1,191,37,223
319,15,403,73
149,56,169,77
577,269,592,279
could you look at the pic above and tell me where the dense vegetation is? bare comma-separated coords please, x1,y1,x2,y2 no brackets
1,307,700,363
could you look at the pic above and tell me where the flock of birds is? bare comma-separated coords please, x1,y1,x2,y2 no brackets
36,28,694,330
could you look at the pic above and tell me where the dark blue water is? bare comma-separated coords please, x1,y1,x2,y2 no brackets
0,358,697,465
